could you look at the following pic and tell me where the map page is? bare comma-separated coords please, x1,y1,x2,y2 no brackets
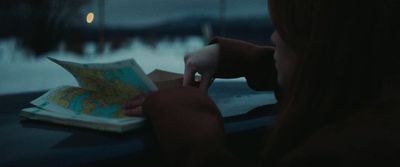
48,57,157,95
32,86,131,118
31,58,158,118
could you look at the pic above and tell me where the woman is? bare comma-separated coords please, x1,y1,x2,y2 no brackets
125,0,400,166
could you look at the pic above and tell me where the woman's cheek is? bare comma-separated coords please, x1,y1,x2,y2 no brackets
275,50,295,88
274,52,285,87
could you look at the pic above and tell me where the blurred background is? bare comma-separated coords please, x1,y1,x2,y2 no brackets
0,0,274,95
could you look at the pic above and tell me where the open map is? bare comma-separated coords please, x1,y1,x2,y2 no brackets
31,58,157,119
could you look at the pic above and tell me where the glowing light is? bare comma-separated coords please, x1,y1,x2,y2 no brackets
86,12,95,24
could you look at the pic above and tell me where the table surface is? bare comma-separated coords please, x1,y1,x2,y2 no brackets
0,81,277,167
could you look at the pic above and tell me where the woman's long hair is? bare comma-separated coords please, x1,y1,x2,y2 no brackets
262,0,400,163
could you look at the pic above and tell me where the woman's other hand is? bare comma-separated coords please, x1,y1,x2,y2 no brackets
183,44,219,90
123,93,149,116
143,87,232,166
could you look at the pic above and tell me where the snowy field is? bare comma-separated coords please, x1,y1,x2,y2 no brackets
0,37,245,95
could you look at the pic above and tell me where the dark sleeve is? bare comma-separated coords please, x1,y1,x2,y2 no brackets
210,37,277,91
277,122,400,167
142,87,243,167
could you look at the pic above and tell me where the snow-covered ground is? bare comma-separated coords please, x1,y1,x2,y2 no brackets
0,37,245,95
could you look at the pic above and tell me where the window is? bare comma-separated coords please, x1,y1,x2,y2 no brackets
0,0,272,95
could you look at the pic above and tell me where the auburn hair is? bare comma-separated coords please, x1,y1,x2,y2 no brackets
262,0,400,164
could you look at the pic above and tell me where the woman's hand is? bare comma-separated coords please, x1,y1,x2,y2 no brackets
125,43,220,116
123,93,149,116
184,43,220,90
143,87,232,166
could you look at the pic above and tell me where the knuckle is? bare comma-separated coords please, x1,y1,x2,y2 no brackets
186,60,197,71
184,54,191,62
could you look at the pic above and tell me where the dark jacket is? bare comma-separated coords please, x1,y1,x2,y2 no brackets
144,37,400,166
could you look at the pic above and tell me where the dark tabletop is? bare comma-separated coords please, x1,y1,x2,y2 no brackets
0,81,277,167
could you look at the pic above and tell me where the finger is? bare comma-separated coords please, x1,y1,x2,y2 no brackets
184,54,190,63
183,65,196,86
199,73,213,91
124,97,141,108
124,94,147,109
124,106,143,116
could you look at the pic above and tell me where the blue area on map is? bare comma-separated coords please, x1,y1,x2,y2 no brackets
91,104,120,118
68,93,90,115
65,92,121,118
